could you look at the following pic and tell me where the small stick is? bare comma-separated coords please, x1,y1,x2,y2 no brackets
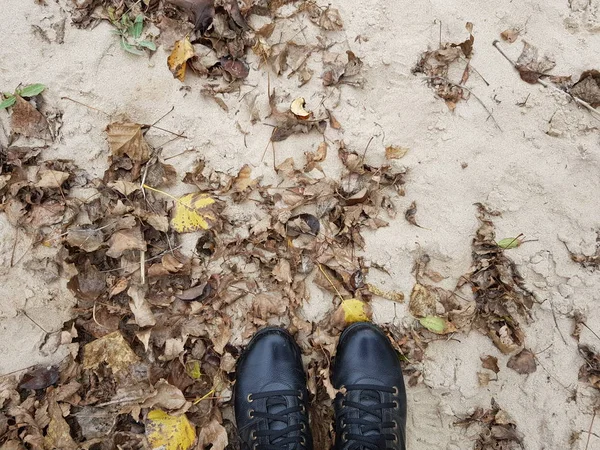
493,40,600,122
146,124,187,138
585,409,596,450
10,228,19,267
140,250,146,285
61,96,110,116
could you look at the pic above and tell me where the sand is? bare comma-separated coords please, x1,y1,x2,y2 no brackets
1,0,600,448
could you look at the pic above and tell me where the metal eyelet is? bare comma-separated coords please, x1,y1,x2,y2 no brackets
392,401,399,409
392,420,398,430
251,430,257,441
300,437,306,446
297,391,303,400
300,404,306,413
392,386,399,395
248,409,255,419
247,393,254,403
301,423,306,432
393,434,398,443
252,443,258,450
342,432,349,442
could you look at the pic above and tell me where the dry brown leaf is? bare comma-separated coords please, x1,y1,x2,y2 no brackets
45,396,78,450
481,355,500,374
477,371,491,387
506,348,536,374
570,70,600,108
11,95,49,138
169,0,215,32
367,284,404,302
232,164,258,193
66,228,104,252
106,122,151,163
500,28,520,43
385,146,408,160
128,284,156,327
405,201,422,228
106,224,147,258
253,292,288,319
83,331,139,373
141,379,187,410
291,97,312,119
197,418,228,450
515,42,556,84
36,169,69,189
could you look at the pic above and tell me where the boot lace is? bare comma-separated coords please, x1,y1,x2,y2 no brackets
249,389,307,450
337,384,399,450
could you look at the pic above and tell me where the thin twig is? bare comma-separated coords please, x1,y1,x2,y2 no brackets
585,409,596,450
10,228,19,267
492,40,600,123
583,323,600,343
140,250,146,285
146,124,187,138
61,96,110,116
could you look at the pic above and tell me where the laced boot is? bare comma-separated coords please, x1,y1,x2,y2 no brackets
332,323,407,450
235,327,313,450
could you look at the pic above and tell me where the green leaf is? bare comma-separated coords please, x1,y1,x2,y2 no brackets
419,316,447,334
497,237,521,249
138,40,156,51
17,83,46,98
0,95,16,110
133,15,144,39
121,38,144,56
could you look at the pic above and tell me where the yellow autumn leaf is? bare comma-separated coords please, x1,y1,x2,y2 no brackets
168,36,194,81
146,409,196,450
171,192,218,233
185,360,202,379
342,299,370,322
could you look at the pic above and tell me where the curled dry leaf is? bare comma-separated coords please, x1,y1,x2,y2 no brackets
500,28,520,43
405,201,422,228
291,97,312,119
507,348,536,374
168,36,195,81
481,355,500,374
106,122,151,163
171,192,220,232
385,146,408,160
578,345,600,389
570,69,600,108
515,41,556,84
197,417,228,450
366,284,404,302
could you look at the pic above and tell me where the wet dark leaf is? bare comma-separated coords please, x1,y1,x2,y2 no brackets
19,366,59,390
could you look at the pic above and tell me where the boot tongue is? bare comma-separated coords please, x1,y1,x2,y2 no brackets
266,395,289,443
358,389,386,448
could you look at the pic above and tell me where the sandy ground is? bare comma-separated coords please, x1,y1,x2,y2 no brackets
2,0,600,448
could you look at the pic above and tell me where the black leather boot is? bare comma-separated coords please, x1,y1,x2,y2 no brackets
234,327,313,450
332,323,407,450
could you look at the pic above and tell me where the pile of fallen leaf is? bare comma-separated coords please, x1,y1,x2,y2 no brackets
0,90,419,449
413,22,475,110
455,398,524,450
